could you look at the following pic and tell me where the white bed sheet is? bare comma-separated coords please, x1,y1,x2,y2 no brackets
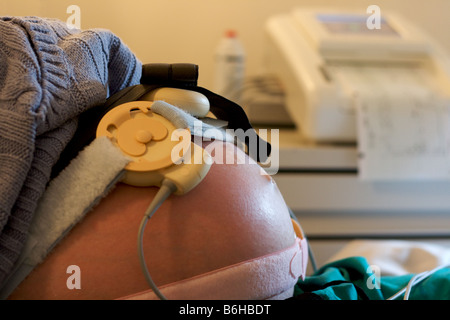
327,239,450,276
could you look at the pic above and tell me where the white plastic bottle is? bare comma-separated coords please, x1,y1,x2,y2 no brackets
213,30,245,104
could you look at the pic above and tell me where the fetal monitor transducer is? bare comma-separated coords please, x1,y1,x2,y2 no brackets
96,88,213,300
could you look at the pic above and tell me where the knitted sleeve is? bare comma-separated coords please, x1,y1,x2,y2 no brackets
0,16,142,286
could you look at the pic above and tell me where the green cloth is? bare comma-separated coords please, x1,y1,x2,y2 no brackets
293,257,450,300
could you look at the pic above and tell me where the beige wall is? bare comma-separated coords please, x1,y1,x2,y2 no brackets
2,0,450,87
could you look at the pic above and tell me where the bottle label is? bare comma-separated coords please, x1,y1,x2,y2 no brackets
214,54,245,104
220,55,244,63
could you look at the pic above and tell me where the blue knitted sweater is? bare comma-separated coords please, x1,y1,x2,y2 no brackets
0,16,142,286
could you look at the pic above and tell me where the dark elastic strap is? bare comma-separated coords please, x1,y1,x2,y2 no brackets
141,63,198,87
52,63,271,178
141,63,271,162
193,86,271,163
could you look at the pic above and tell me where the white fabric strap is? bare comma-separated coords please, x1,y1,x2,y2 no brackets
119,237,306,300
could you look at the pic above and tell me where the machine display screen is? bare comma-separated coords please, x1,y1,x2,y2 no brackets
316,13,400,37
